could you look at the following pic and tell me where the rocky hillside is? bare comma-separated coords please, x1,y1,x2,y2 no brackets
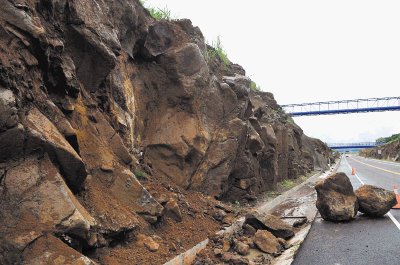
0,0,331,264
360,140,400,161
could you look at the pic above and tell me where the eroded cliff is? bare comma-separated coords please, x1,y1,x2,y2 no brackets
0,0,331,264
360,140,400,161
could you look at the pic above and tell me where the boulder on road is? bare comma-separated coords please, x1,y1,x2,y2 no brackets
315,172,358,222
355,185,397,217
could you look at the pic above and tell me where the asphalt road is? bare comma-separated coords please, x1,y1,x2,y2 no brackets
292,155,400,265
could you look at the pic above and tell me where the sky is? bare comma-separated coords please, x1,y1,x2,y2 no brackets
146,0,400,143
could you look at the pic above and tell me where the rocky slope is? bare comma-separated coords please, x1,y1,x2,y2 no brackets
0,0,331,264
359,140,400,161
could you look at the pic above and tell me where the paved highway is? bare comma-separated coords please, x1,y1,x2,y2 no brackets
293,155,400,265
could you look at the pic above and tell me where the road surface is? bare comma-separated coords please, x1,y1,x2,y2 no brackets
293,155,400,265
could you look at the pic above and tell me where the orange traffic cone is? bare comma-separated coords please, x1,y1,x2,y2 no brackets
351,167,356,175
392,185,400,209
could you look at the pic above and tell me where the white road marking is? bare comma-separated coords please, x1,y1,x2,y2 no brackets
387,212,400,231
344,157,365,185
362,157,400,167
350,156,400,175
343,156,400,232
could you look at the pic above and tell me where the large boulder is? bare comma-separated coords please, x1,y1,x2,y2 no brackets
355,185,397,217
244,213,294,240
315,172,358,222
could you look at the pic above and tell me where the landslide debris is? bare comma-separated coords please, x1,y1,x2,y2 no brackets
355,185,397,217
192,213,302,265
315,172,359,222
244,213,294,240
0,0,332,264
315,172,396,222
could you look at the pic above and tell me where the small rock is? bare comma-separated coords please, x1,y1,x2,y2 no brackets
222,215,234,225
156,193,170,205
293,217,307,227
222,237,231,252
235,240,250,256
242,224,257,236
216,203,234,213
277,237,289,249
254,230,283,255
212,209,227,221
169,242,177,252
164,199,182,222
137,234,159,252
141,214,158,224
222,252,249,265
62,101,75,113
244,194,257,201
214,248,223,257
231,256,250,265
222,252,234,262
100,163,114,172
355,185,397,217
315,172,358,222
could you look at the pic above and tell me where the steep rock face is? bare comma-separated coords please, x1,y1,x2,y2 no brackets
0,0,331,263
360,140,400,162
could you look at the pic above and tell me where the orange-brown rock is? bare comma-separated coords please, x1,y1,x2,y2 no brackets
22,234,98,265
254,230,283,255
355,185,397,217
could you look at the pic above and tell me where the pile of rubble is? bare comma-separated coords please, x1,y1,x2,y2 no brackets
192,212,307,265
315,172,397,222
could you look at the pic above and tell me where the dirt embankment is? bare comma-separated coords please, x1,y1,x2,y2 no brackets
0,0,332,264
360,140,400,161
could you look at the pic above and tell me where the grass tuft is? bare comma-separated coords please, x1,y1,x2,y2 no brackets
140,0,175,20
280,179,295,189
207,36,230,66
134,169,147,180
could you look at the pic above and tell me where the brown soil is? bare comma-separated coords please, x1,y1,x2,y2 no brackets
90,178,238,265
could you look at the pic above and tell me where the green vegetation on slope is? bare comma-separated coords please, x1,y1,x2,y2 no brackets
140,0,175,20
207,36,230,66
250,81,261,92
376,133,400,144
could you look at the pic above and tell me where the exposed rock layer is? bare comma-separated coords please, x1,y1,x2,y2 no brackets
0,0,331,263
360,140,400,162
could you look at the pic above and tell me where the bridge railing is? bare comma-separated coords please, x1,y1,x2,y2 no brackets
281,96,400,116
327,142,384,149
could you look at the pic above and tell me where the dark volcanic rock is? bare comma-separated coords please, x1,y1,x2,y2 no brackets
315,172,359,222
244,213,294,239
356,185,397,217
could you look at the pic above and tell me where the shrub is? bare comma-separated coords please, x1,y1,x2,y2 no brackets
250,81,261,92
134,169,147,180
